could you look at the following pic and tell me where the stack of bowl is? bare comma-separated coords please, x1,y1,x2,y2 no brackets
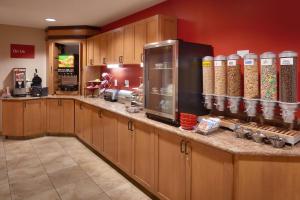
180,113,198,130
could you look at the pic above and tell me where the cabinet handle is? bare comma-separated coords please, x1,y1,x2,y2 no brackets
140,53,144,62
80,103,82,109
184,141,190,155
23,102,26,108
119,56,123,64
103,58,106,64
127,120,131,131
98,110,102,118
180,140,185,153
131,121,134,131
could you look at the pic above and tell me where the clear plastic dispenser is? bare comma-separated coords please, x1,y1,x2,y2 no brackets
260,52,277,120
227,54,241,113
202,56,214,109
278,51,298,123
243,53,259,117
213,55,227,111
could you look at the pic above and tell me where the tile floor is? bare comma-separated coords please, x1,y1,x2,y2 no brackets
0,136,152,200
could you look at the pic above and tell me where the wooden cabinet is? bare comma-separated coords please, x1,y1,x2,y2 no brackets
3,100,46,137
123,24,134,64
75,101,83,138
117,116,133,174
47,99,74,134
102,110,118,162
82,104,93,144
112,28,124,64
87,38,94,66
134,21,146,64
2,101,24,136
99,33,107,65
186,141,233,200
91,108,104,152
87,35,102,66
24,100,43,136
155,129,186,200
132,121,155,191
105,31,114,64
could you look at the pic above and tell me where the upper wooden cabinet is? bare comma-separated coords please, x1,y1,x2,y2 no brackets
86,14,177,66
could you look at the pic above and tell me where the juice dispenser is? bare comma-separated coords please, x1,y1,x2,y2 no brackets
13,68,27,97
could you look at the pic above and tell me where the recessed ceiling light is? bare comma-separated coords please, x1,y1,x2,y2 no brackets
45,18,56,22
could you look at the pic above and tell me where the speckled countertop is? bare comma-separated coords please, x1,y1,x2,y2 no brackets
2,95,300,157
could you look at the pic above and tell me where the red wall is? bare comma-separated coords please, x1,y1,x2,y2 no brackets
102,0,300,99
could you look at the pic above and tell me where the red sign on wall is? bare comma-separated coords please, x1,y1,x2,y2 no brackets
10,44,35,59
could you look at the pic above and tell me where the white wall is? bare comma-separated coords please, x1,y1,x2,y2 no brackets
0,24,47,90
0,24,47,132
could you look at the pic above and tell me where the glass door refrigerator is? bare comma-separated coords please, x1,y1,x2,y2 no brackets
144,40,213,126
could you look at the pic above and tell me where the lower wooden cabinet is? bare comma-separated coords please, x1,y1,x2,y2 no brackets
102,110,118,162
47,99,74,134
75,101,83,138
82,104,92,144
117,116,133,174
91,108,104,152
155,129,186,200
3,99,46,137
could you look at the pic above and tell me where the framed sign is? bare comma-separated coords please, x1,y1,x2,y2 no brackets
10,44,35,58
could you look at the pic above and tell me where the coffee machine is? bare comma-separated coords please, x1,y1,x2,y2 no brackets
13,68,27,97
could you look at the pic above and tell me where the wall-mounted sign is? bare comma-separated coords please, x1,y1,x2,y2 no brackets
10,44,35,58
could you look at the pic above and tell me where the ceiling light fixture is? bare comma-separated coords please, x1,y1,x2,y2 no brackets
45,18,56,22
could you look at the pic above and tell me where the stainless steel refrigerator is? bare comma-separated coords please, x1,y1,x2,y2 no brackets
144,39,213,126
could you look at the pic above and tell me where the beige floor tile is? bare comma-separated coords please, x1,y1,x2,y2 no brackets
10,174,53,199
8,164,45,184
42,155,77,174
106,183,151,200
6,154,41,171
92,169,128,192
0,167,8,186
69,151,100,165
23,189,60,200
79,160,111,177
56,178,104,200
48,166,89,188
0,183,11,200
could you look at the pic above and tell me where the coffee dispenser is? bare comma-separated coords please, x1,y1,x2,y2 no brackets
13,68,27,97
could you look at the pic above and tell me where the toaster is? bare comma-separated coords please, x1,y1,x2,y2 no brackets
104,89,118,102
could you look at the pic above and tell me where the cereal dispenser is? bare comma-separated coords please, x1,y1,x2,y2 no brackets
213,55,227,111
243,53,259,117
260,52,277,120
226,54,241,113
278,51,298,123
202,56,214,109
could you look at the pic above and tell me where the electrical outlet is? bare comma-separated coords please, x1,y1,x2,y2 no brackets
237,50,249,58
114,79,118,86
125,80,129,87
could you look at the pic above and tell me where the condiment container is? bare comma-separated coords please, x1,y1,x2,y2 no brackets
202,56,214,95
279,51,298,103
214,55,227,96
227,54,241,97
260,52,277,101
244,53,259,99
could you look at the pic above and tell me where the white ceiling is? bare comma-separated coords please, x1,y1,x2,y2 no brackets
0,0,165,29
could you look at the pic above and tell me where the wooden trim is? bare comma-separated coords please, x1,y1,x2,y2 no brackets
46,25,100,31
47,35,89,40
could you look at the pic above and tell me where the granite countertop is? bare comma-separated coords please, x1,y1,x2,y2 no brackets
2,95,300,157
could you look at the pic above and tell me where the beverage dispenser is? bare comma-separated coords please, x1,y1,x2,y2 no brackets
202,56,214,109
13,68,27,97
213,55,227,111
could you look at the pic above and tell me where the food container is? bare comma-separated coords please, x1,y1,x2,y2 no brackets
227,54,241,97
202,56,214,95
214,55,227,96
252,131,266,143
244,53,259,99
260,52,277,101
269,135,286,148
279,51,298,103
180,113,197,129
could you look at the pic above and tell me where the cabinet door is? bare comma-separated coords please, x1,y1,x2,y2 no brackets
187,141,233,200
134,21,146,64
61,99,74,134
106,32,114,64
113,28,124,63
93,35,101,65
99,33,107,65
159,15,177,41
87,38,94,66
155,129,186,200
82,104,92,144
102,111,118,162
46,99,61,133
24,100,42,136
132,121,155,191
2,101,24,136
146,16,159,43
91,108,104,152
123,24,134,64
117,116,133,174
75,101,83,138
